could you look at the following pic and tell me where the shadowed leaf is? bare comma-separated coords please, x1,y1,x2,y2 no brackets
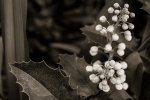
141,0,150,14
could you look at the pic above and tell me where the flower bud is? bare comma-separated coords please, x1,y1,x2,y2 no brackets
108,7,114,13
99,16,107,23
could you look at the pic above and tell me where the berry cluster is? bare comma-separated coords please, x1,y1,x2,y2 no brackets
87,3,135,92
86,60,128,92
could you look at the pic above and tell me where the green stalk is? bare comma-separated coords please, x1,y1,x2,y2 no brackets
1,0,29,100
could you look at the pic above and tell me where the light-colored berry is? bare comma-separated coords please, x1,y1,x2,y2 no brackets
108,7,114,13
86,65,93,72
114,62,122,70
110,77,117,84
102,85,110,92
117,49,125,56
109,60,115,66
130,12,135,18
108,71,114,77
124,4,129,8
116,78,122,84
99,16,107,23
112,15,118,22
102,80,108,85
107,25,114,33
124,30,131,35
125,35,132,41
93,63,101,72
90,46,98,56
122,82,128,90
100,28,107,35
92,76,100,83
89,74,96,81
104,44,112,52
119,75,126,83
125,15,129,19
99,74,105,79
120,61,128,69
97,67,103,73
89,50,97,56
115,84,123,90
95,24,102,31
99,82,103,90
128,23,134,30
112,34,119,41
125,11,130,15
93,60,101,65
118,43,126,50
114,3,119,8
117,69,125,76
114,10,120,15
122,23,128,30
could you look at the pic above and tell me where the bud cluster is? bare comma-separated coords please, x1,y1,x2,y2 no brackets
86,60,128,92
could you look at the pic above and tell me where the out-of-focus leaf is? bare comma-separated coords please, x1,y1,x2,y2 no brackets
125,52,143,99
59,54,99,97
10,61,83,100
0,94,3,100
141,0,150,14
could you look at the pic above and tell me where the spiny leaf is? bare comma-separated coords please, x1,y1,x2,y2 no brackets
10,61,83,100
141,0,150,14
59,54,99,97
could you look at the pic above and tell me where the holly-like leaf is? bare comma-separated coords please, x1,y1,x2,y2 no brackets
59,54,99,98
141,0,150,14
10,61,83,100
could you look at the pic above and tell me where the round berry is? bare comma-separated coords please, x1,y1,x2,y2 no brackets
121,16,128,22
105,61,109,68
114,62,122,70
124,4,129,8
119,75,126,83
108,7,114,13
122,23,128,30
104,44,112,52
109,69,115,74
125,35,132,41
128,23,134,30
86,65,93,72
115,84,123,90
114,3,119,8
102,85,110,92
90,46,98,56
92,76,100,83
112,15,118,22
124,30,131,36
99,82,103,90
107,25,114,33
125,11,130,15
120,61,128,69
89,74,96,81
117,69,125,76
97,67,103,73
118,43,126,50
117,49,125,56
93,60,101,65
93,63,101,72
108,72,114,77
102,80,108,85
99,74,105,79
99,16,107,23
130,12,135,18
89,50,97,56
100,28,107,35
125,15,129,19
116,78,122,84
95,24,102,31
114,10,120,15
112,34,119,41
109,60,115,66
110,77,117,84
122,83,128,90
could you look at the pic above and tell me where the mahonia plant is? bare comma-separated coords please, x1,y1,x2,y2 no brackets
86,3,135,92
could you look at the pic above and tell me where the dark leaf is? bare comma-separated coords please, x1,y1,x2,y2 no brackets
141,0,150,14
10,61,83,100
125,52,143,99
59,54,99,97
0,94,3,100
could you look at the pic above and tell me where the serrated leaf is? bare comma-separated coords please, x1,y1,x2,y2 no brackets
141,0,150,14
59,54,99,97
124,52,143,99
10,61,83,100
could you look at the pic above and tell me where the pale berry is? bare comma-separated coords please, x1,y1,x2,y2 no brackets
130,12,135,18
112,34,119,41
117,69,125,76
99,82,103,90
89,50,97,56
118,43,126,50
124,30,131,36
108,7,114,13
90,46,98,56
116,77,122,84
122,82,128,90
86,65,93,72
112,15,118,22
114,3,119,8
125,11,130,15
114,10,120,15
93,63,101,72
117,49,125,56
89,74,96,81
93,60,101,65
99,16,107,23
119,75,126,83
124,4,129,8
122,23,128,30
109,60,115,66
120,61,128,69
95,24,102,31
100,28,107,35
110,77,117,84
102,85,110,92
121,16,128,22
97,67,103,74
108,72,114,77
125,15,129,19
92,76,100,83
114,62,122,70
100,74,105,79
125,35,132,41
128,23,134,30
104,44,112,52
104,61,109,68
102,80,108,85
115,84,123,90
107,25,114,33
109,69,115,74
